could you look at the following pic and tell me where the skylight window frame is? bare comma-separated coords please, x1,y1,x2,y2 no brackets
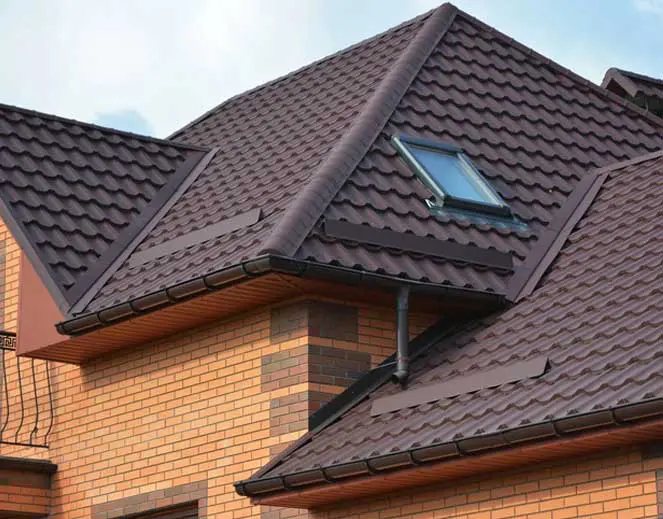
392,135,511,217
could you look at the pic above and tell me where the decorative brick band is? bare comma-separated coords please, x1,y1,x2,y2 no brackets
90,481,207,519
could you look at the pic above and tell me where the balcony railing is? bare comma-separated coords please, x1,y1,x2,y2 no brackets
0,332,53,448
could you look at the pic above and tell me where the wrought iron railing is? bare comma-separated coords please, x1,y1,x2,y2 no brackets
0,331,53,448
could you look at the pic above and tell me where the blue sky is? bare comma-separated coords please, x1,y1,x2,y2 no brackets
1,0,662,137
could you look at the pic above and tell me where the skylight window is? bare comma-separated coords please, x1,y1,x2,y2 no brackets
392,135,511,217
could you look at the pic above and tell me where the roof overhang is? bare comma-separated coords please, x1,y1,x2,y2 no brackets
239,401,663,508
20,256,503,364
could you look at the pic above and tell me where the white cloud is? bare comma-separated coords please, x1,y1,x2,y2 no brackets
0,0,326,136
633,0,663,16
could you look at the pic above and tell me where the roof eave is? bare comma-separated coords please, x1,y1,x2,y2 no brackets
236,399,663,506
57,254,505,336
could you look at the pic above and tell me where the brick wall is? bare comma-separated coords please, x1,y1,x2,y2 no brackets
0,231,437,519
0,219,20,332
314,447,663,519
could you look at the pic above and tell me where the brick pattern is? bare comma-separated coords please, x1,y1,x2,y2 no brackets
316,448,663,519
0,213,438,518
90,481,206,519
0,220,20,332
0,466,50,518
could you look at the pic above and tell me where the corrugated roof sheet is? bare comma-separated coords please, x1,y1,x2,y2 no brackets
0,103,205,307
251,149,663,482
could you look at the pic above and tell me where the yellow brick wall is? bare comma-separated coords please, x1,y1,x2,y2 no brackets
315,448,662,519
0,218,20,332
0,240,436,519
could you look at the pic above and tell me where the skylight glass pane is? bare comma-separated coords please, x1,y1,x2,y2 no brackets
409,145,490,204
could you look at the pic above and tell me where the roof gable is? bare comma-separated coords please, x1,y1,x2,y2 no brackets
0,103,206,310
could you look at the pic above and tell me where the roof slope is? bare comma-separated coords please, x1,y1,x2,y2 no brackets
81,4,663,316
295,11,663,290
244,148,663,490
83,11,430,313
0,103,206,309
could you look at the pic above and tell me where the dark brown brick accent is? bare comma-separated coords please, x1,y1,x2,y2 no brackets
308,302,357,342
642,442,663,460
90,481,207,519
270,304,309,343
270,301,358,343
308,345,370,387
261,346,308,392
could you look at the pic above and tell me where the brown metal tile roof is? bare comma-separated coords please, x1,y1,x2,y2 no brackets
81,10,431,314
3,3,663,331
67,3,663,320
0,103,206,309
243,152,663,496
241,149,663,494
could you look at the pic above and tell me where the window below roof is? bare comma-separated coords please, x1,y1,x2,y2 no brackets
392,135,511,218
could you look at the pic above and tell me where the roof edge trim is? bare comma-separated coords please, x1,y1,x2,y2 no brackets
258,3,459,257
67,148,215,315
505,170,606,303
0,101,207,153
236,399,663,500
56,254,502,336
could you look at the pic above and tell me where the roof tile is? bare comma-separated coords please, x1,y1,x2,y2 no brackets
254,151,663,480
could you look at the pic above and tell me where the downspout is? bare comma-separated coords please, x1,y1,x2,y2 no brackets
391,286,410,386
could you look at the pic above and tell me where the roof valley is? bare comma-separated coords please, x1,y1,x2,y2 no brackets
66,148,217,316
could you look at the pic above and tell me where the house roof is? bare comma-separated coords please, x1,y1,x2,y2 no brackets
602,67,663,100
2,3,663,333
0,103,206,311
69,3,663,328
237,148,663,498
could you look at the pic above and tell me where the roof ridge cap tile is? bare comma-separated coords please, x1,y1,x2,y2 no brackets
454,10,663,130
0,101,206,152
258,3,459,257
167,10,432,141
617,68,663,87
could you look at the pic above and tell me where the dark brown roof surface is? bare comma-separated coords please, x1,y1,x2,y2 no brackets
244,148,663,490
0,103,205,309
3,3,663,327
77,4,663,316
603,67,663,100
81,11,430,314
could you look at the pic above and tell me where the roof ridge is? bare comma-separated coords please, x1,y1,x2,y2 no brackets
258,3,459,257
0,101,205,152
594,148,663,174
454,11,663,130
167,10,432,141
617,68,663,87
66,148,217,315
